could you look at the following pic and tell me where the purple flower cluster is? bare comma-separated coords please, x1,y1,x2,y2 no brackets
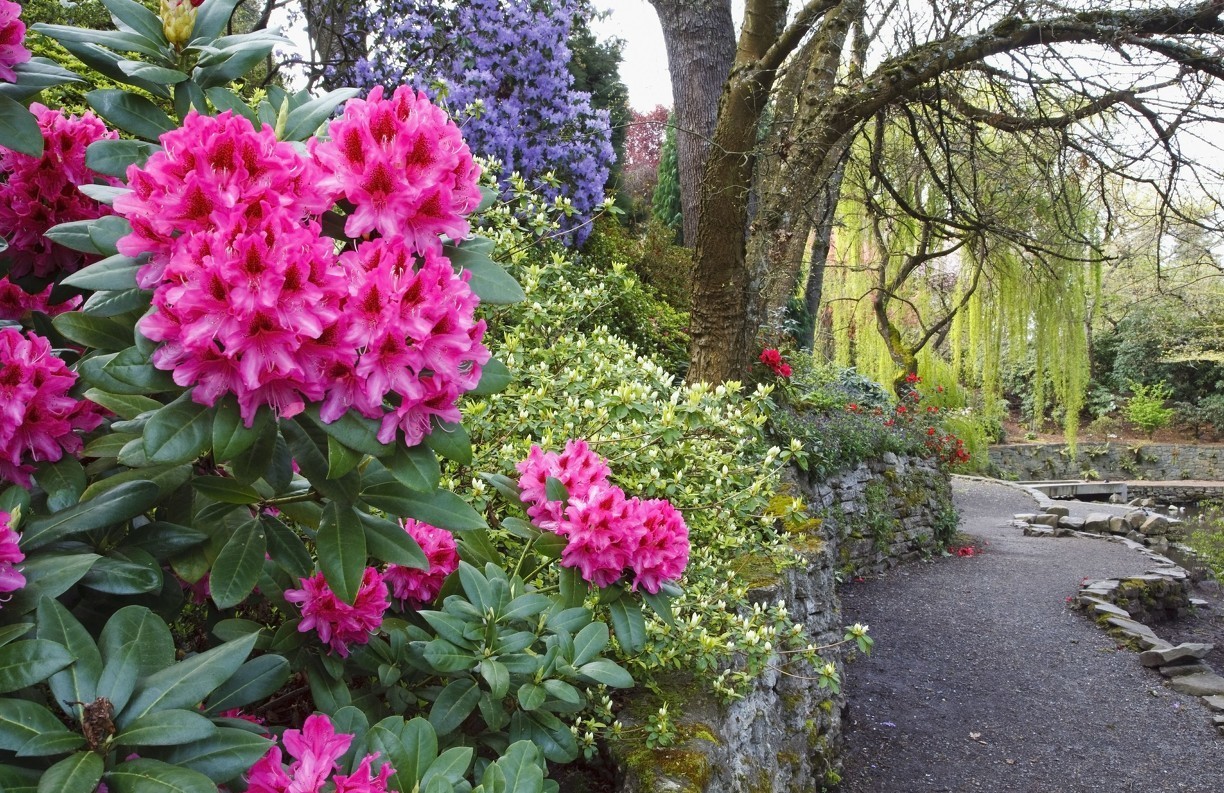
355,0,614,242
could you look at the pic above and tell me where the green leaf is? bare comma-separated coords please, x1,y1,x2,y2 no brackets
493,741,545,793
77,184,131,207
509,710,577,763
327,435,363,479
457,562,492,612
517,682,547,712
302,405,391,458
261,514,313,579
3,555,99,614
641,588,678,627
62,253,143,291
194,45,277,90
79,464,192,503
84,390,161,421
422,639,478,673
544,476,569,504
0,764,41,793
229,416,279,485
0,94,43,157
571,622,610,668
104,346,178,392
35,457,87,512
101,606,175,677
577,658,633,688
82,548,164,595
155,727,272,783
209,519,265,609
192,0,245,42
192,476,261,505
86,138,159,178
280,87,361,141
283,419,360,504
105,758,218,793
88,215,133,256
429,678,480,735
120,632,257,725
0,698,69,751
37,598,103,720
59,41,169,99
115,708,216,747
17,727,85,755
0,623,32,648
51,311,132,351
470,358,513,396
87,89,177,142
42,219,103,254
424,420,472,466
127,521,208,558
444,242,525,304
419,611,474,648
205,87,258,123
143,393,213,464
607,597,646,655
30,24,167,60
361,513,427,569
118,59,188,84
99,0,169,45
318,502,368,605
204,654,289,713
421,746,474,789
368,716,436,788
211,399,271,463
20,480,161,551
386,444,441,491
82,288,151,317
0,640,75,693
36,751,103,793
501,593,552,622
361,482,487,531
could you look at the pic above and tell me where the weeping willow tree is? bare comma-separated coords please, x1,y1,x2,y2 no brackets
824,99,1101,444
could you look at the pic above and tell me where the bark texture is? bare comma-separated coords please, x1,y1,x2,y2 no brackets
648,0,736,247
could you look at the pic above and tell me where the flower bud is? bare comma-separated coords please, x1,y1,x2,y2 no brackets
161,0,201,47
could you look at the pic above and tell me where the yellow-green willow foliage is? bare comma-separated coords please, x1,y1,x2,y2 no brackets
823,114,1098,446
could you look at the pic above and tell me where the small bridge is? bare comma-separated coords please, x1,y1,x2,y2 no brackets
1020,480,1128,501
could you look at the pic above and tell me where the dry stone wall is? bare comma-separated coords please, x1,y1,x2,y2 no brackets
609,455,953,793
989,442,1224,482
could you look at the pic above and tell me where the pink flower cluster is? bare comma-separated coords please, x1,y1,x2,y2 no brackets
517,440,689,593
310,85,483,252
758,348,792,378
0,511,25,604
113,93,488,444
247,713,391,793
0,0,29,83
383,518,459,609
0,278,79,321
284,568,388,657
0,104,119,280
0,328,106,487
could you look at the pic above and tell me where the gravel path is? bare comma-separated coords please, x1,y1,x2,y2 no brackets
835,477,1224,792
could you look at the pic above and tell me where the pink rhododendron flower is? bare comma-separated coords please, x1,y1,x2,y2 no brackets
516,439,612,532
0,511,25,602
0,277,80,321
331,238,488,445
310,85,482,251
247,713,391,793
0,105,119,279
629,499,689,594
0,1,30,83
383,519,459,609
0,328,106,487
562,485,643,587
284,568,388,657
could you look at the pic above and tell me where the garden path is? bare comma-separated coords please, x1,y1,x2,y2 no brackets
835,477,1224,792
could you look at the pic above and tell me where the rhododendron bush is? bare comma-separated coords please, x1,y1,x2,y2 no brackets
0,2,680,791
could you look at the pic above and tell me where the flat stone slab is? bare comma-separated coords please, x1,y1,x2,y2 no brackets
1058,516,1086,530
1139,643,1214,668
1044,505,1070,518
1090,602,1131,619
1167,673,1224,697
1159,661,1213,678
1024,525,1054,537
1105,616,1161,646
1204,695,1224,713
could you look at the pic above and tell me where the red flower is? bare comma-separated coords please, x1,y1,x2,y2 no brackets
904,372,921,384
759,348,782,367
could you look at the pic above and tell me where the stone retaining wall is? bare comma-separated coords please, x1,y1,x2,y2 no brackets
989,442,1224,482
610,455,953,792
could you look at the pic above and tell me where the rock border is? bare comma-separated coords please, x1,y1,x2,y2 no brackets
1011,507,1224,736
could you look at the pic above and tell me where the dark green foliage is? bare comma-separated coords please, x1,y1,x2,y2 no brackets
1175,394,1224,440
651,122,682,244
1093,311,1224,405
568,12,630,192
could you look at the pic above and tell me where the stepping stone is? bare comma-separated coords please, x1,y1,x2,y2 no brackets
1013,513,1037,522
1147,567,1188,580
1057,516,1084,530
1023,525,1054,537
1159,661,1212,678
1031,514,1059,528
1090,602,1130,619
1084,513,1113,532
1105,616,1162,647
1139,643,1214,668
1044,505,1070,518
1167,673,1224,697
1202,695,1224,713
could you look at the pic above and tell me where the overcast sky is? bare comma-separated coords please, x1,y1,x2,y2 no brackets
591,1,672,110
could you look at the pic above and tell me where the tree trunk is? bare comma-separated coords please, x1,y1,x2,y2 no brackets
648,0,736,247
301,0,368,90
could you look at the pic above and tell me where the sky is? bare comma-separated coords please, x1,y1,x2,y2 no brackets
591,1,673,110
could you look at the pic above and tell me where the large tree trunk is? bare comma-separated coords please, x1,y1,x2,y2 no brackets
301,0,368,90
648,0,736,247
